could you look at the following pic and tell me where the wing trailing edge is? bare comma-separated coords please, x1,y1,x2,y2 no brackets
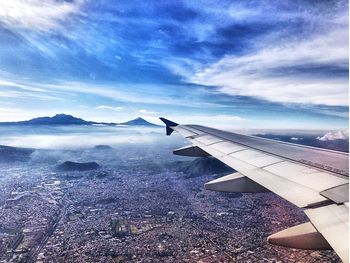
267,222,332,250
173,145,210,157
204,172,269,193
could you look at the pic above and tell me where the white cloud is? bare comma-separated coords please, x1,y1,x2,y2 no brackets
0,88,63,101
0,0,84,32
114,55,122,60
0,131,160,149
138,109,158,115
153,114,246,129
0,74,199,107
317,130,349,141
96,105,123,111
316,109,349,118
188,27,349,106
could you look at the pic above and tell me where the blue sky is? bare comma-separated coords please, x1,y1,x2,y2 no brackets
0,0,348,129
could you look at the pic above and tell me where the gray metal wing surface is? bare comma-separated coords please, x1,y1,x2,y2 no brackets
160,118,349,262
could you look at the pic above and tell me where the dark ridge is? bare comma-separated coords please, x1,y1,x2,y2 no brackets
0,114,93,126
0,145,34,162
56,161,101,171
0,114,160,127
94,145,113,150
182,157,234,178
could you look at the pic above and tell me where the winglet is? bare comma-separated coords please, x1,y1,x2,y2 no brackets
159,117,178,136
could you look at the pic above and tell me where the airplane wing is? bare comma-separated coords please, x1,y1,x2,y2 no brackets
160,117,349,262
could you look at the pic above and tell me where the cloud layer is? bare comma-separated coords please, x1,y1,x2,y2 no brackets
190,29,348,105
186,4,348,106
317,130,349,141
0,0,84,32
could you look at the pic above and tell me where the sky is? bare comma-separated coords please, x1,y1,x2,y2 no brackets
0,0,348,129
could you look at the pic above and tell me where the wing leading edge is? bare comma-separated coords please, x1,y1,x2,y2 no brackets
160,117,349,262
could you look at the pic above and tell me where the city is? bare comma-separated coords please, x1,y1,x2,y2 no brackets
0,136,340,262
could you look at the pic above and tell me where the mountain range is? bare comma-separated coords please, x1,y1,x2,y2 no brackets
0,114,160,127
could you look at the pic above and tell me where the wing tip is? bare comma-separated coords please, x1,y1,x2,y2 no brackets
159,117,178,136
159,117,178,127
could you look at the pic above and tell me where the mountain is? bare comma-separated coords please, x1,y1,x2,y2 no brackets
0,114,160,127
94,145,113,150
0,114,94,126
29,114,92,125
119,117,160,126
0,145,34,162
181,157,234,178
56,161,101,171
